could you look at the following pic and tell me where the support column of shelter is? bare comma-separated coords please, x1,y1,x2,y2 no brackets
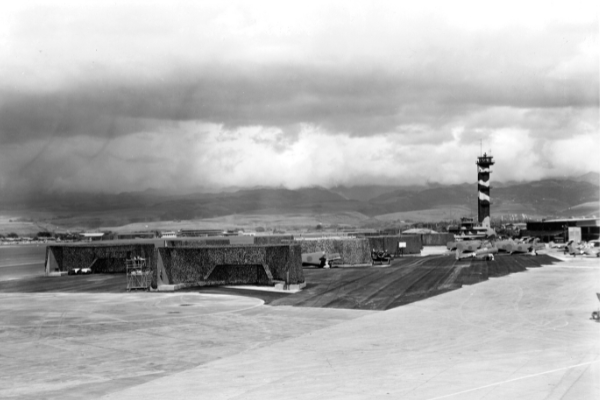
477,153,494,226
45,247,58,275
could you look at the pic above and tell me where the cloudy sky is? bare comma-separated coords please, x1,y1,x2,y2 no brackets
0,0,598,195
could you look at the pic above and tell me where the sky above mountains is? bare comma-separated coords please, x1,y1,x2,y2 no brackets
0,0,598,195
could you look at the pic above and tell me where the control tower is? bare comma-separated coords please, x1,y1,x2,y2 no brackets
476,153,494,225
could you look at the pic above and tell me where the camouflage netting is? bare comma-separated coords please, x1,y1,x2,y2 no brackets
397,235,423,253
367,235,424,255
296,238,372,265
421,233,455,246
166,239,231,247
159,244,303,286
46,244,158,284
253,235,294,245
367,236,402,256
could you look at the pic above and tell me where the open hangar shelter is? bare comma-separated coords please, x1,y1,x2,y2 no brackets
44,233,434,272
157,244,304,288
45,242,158,276
45,241,305,289
169,234,426,267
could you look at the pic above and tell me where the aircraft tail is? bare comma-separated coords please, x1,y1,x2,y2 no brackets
485,227,497,238
481,216,490,228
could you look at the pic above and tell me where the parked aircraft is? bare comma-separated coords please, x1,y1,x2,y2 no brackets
548,241,566,249
456,244,498,260
495,238,544,255
457,240,483,253
565,240,600,257
495,239,515,253
582,246,600,257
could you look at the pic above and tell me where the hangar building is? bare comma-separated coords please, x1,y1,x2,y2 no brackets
523,217,599,242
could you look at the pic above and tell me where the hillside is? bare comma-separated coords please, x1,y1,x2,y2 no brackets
330,185,422,202
573,171,600,186
1,174,598,230
493,179,599,216
368,178,599,218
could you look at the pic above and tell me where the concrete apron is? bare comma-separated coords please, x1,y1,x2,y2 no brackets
0,292,373,400
102,258,600,400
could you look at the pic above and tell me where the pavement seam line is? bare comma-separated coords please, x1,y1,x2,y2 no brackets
425,360,600,400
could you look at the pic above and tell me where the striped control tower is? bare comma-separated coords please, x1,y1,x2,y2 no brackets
476,153,494,226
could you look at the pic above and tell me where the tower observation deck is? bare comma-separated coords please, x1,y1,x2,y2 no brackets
476,153,494,225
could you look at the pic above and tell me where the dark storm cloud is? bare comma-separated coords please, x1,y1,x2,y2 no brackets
0,56,596,146
0,1,597,195
0,90,158,143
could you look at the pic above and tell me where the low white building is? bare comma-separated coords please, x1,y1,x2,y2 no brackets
80,232,105,242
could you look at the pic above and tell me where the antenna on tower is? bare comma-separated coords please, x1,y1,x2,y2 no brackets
480,139,482,156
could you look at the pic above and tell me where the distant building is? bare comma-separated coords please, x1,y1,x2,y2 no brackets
117,232,156,240
447,217,476,235
503,222,527,232
381,228,401,235
343,229,380,237
524,218,600,242
402,228,438,235
80,232,105,242
160,231,177,238
179,229,223,237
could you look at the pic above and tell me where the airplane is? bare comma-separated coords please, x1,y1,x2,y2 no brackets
582,247,600,257
565,240,600,257
518,237,546,248
447,237,478,251
495,237,545,255
583,240,600,257
548,241,566,249
495,238,514,253
456,240,483,253
456,245,498,260
564,240,582,256
512,240,543,255
447,239,481,251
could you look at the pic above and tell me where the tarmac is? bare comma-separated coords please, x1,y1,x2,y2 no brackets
1,255,599,399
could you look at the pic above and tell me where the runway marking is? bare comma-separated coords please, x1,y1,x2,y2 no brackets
426,360,599,400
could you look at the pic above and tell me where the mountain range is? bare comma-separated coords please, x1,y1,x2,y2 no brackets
1,173,598,229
